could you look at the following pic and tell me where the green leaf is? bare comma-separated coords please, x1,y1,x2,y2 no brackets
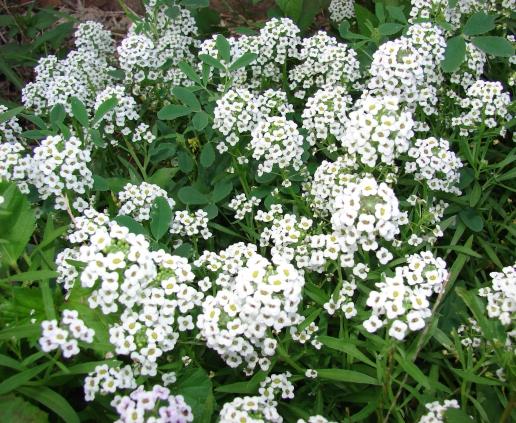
459,207,484,232
229,52,258,71
211,180,233,203
200,143,215,168
70,96,89,127
463,12,495,36
394,353,431,389
450,368,501,386
180,0,209,8
114,215,148,235
0,354,23,371
173,368,213,422
441,36,466,72
49,104,66,125
444,408,475,423
215,35,231,63
317,336,375,367
0,270,58,283
434,245,482,258
0,182,36,267
150,142,177,163
178,186,209,205
92,175,109,191
178,61,203,85
378,23,403,36
0,324,40,341
92,96,118,126
0,362,51,395
165,5,180,18
150,197,173,241
472,36,514,57
158,104,192,120
386,5,407,23
0,394,48,423
172,87,200,111
0,106,24,124
193,111,209,131
216,371,267,394
177,150,194,173
276,0,303,21
297,0,324,30
17,386,79,423
148,167,178,189
0,56,23,89
199,54,226,71
316,369,379,385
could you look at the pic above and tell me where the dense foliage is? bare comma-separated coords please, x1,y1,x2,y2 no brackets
0,0,515,422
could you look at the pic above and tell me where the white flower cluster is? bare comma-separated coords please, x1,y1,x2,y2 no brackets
323,277,358,318
93,85,139,134
259,372,295,400
228,193,261,220
213,88,293,153
133,122,156,144
218,372,294,422
328,0,355,22
56,216,201,375
84,364,137,402
368,23,446,114
302,86,352,147
0,138,31,194
305,156,358,215
410,0,503,31
298,416,335,423
0,105,22,143
30,135,93,210
405,137,463,194
22,22,114,114
111,385,193,423
118,5,198,95
251,116,304,176
329,174,406,256
364,251,448,340
450,43,486,91
199,18,301,91
170,209,212,239
118,182,175,222
405,198,448,247
339,95,415,166
219,396,282,423
457,317,482,348
196,244,304,373
452,80,512,136
289,31,360,98
418,399,460,423
39,309,95,358
479,264,515,328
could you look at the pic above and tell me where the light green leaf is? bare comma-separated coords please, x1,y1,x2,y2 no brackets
157,104,192,120
441,36,466,72
178,186,209,205
316,369,379,385
472,36,514,57
150,197,173,241
200,143,215,168
463,12,495,36
70,96,89,127
172,87,200,111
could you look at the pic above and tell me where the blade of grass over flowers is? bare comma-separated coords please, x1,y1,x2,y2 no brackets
318,336,375,367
